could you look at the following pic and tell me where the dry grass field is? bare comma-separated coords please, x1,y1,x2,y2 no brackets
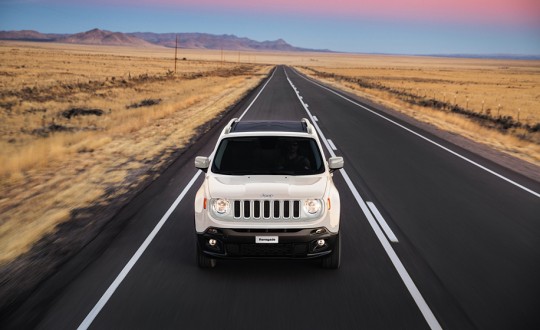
292,54,540,166
0,41,271,264
1,42,539,266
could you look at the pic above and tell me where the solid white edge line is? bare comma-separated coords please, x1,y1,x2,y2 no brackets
291,68,540,199
284,68,442,330
78,67,278,330
339,170,442,330
367,201,399,243
78,171,202,330
327,139,337,151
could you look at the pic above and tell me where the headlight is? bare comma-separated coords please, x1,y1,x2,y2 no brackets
212,198,230,215
304,199,322,214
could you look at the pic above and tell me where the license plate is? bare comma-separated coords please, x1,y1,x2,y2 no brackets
256,236,279,244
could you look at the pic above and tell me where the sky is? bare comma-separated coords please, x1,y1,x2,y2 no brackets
1,0,539,55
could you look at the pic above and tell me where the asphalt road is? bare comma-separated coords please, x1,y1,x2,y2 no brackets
5,66,540,329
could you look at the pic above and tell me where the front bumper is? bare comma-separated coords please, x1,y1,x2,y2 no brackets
197,227,338,259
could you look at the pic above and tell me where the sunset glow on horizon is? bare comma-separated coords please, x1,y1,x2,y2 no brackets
42,0,540,25
1,0,539,55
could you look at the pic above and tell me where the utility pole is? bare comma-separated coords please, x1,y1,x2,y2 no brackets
174,34,178,74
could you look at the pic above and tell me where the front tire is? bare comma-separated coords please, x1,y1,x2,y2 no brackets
197,245,216,268
322,234,341,269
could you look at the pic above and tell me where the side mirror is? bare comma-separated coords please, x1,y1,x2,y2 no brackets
328,157,344,172
195,156,210,172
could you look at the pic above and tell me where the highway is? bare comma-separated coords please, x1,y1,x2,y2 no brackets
4,66,540,329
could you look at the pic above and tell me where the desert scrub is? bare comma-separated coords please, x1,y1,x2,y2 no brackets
295,56,540,166
0,41,272,264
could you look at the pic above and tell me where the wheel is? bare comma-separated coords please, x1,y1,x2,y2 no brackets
197,244,216,268
321,234,341,269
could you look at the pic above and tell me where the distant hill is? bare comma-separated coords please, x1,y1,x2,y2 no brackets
0,29,153,47
57,29,154,47
0,29,331,52
129,32,329,52
0,30,66,42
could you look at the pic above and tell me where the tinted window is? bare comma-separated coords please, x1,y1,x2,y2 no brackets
212,137,324,175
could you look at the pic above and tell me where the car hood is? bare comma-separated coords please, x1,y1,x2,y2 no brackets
207,175,327,200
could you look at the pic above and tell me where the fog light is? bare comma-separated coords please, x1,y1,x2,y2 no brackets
209,239,217,246
317,239,326,247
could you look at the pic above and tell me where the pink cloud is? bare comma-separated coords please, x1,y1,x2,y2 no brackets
109,0,539,25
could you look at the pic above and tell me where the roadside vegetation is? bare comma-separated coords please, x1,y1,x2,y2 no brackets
0,42,271,264
1,43,539,268
294,55,540,166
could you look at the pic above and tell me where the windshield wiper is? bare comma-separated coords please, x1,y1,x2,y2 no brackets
215,170,251,175
215,169,317,176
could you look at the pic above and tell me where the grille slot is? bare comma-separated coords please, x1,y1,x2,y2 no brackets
293,201,300,218
234,201,241,218
284,201,290,218
254,201,261,218
264,201,270,218
273,201,280,219
233,200,301,220
243,201,250,218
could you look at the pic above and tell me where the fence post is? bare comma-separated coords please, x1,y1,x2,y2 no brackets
174,34,178,74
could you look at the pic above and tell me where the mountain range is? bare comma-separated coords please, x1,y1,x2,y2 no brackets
0,29,330,52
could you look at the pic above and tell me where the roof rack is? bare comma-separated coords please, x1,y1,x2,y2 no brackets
223,118,239,134
229,120,309,133
301,118,314,134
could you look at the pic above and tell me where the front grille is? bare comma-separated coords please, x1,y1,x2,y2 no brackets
233,200,301,220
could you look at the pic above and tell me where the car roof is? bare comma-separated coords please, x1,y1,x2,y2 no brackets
230,120,308,133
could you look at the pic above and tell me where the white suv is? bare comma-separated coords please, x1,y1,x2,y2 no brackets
194,118,343,268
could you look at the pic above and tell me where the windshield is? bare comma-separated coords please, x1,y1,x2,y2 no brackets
212,136,325,175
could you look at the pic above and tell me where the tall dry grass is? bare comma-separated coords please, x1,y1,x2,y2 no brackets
0,41,271,264
0,42,260,179
2,42,539,264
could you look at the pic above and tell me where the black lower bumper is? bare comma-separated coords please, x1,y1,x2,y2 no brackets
197,227,338,259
